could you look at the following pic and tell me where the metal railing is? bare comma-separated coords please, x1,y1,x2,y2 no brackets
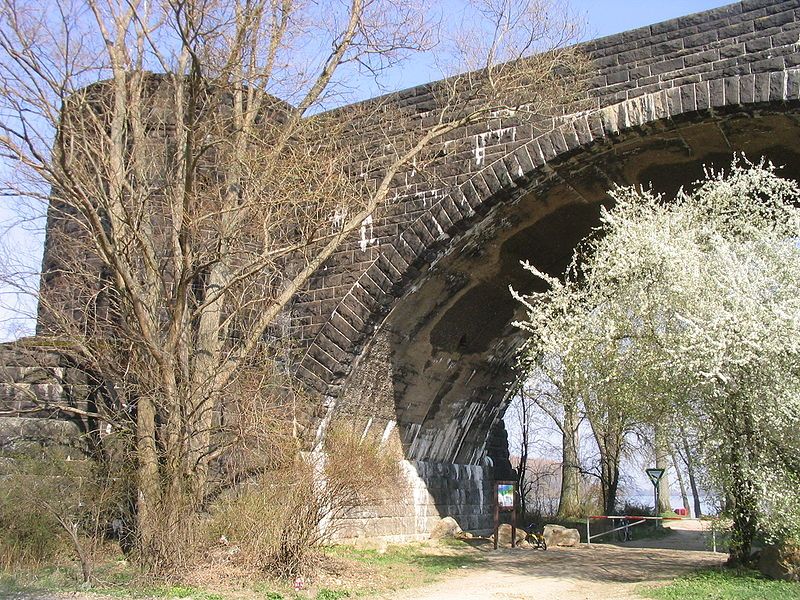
585,515,719,552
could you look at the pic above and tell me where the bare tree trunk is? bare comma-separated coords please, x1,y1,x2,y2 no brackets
135,394,161,560
557,398,581,518
680,430,703,518
671,446,691,515
586,406,625,515
655,425,672,514
516,389,530,517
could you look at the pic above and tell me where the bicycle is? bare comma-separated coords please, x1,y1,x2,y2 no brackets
525,524,548,550
615,516,632,542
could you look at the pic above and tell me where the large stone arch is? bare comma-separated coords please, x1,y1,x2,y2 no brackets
7,0,800,541
304,78,800,537
301,73,800,405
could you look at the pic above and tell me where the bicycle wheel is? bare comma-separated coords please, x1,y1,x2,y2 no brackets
616,520,629,542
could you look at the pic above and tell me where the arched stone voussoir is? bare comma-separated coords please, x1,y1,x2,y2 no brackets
298,67,800,399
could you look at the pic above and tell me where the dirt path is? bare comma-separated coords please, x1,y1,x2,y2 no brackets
3,523,723,600
374,523,725,600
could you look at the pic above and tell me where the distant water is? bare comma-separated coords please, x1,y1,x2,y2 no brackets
622,493,719,518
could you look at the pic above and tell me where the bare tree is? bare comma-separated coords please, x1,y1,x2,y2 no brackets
584,400,629,516
518,356,585,519
0,0,587,571
508,386,533,517
507,384,565,519
675,425,703,518
670,444,691,515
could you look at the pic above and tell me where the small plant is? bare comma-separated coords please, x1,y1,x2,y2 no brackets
315,589,350,600
208,422,405,578
0,453,124,582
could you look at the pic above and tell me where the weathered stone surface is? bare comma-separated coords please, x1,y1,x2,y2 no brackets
759,543,800,581
333,460,493,541
543,524,581,547
293,0,800,470
494,523,527,547
429,516,463,540
0,416,85,454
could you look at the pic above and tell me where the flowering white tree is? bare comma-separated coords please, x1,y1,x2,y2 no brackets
514,160,800,564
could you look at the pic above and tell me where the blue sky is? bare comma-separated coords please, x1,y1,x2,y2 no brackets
0,0,737,341
366,0,734,99
574,0,731,40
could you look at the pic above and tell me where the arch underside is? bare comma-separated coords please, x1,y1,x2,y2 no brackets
332,104,800,476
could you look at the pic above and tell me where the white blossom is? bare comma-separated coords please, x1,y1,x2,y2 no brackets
515,159,800,554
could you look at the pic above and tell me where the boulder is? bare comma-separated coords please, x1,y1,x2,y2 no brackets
759,543,800,581
429,516,463,540
543,524,581,547
494,523,527,547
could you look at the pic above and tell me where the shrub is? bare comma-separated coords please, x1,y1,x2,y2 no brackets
207,422,404,578
0,454,124,581
0,483,65,567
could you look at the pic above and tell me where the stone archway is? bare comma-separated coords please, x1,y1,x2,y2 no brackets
6,0,800,541
318,97,800,538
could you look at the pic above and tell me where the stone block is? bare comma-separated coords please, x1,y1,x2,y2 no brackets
480,165,503,196
755,71,772,101
770,70,787,100
754,10,796,31
787,69,800,99
651,57,685,76
685,30,720,49
772,28,800,47
709,78,726,107
543,524,581,547
494,523,527,547
725,77,741,104
429,516,462,539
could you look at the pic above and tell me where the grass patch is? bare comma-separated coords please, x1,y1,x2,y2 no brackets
643,568,800,600
0,565,79,594
118,585,225,599
1,543,478,599
327,543,482,576
315,589,350,600
0,563,227,600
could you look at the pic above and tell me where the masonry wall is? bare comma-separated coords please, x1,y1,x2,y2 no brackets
0,342,90,457
292,0,800,401
334,461,494,541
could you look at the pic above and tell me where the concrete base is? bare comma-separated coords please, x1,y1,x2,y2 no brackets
333,459,494,541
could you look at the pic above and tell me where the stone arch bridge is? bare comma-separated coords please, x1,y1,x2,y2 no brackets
4,0,800,539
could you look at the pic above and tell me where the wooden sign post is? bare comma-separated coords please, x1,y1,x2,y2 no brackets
494,480,518,549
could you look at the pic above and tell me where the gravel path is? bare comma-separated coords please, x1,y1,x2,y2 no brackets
374,522,724,600
3,522,723,600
